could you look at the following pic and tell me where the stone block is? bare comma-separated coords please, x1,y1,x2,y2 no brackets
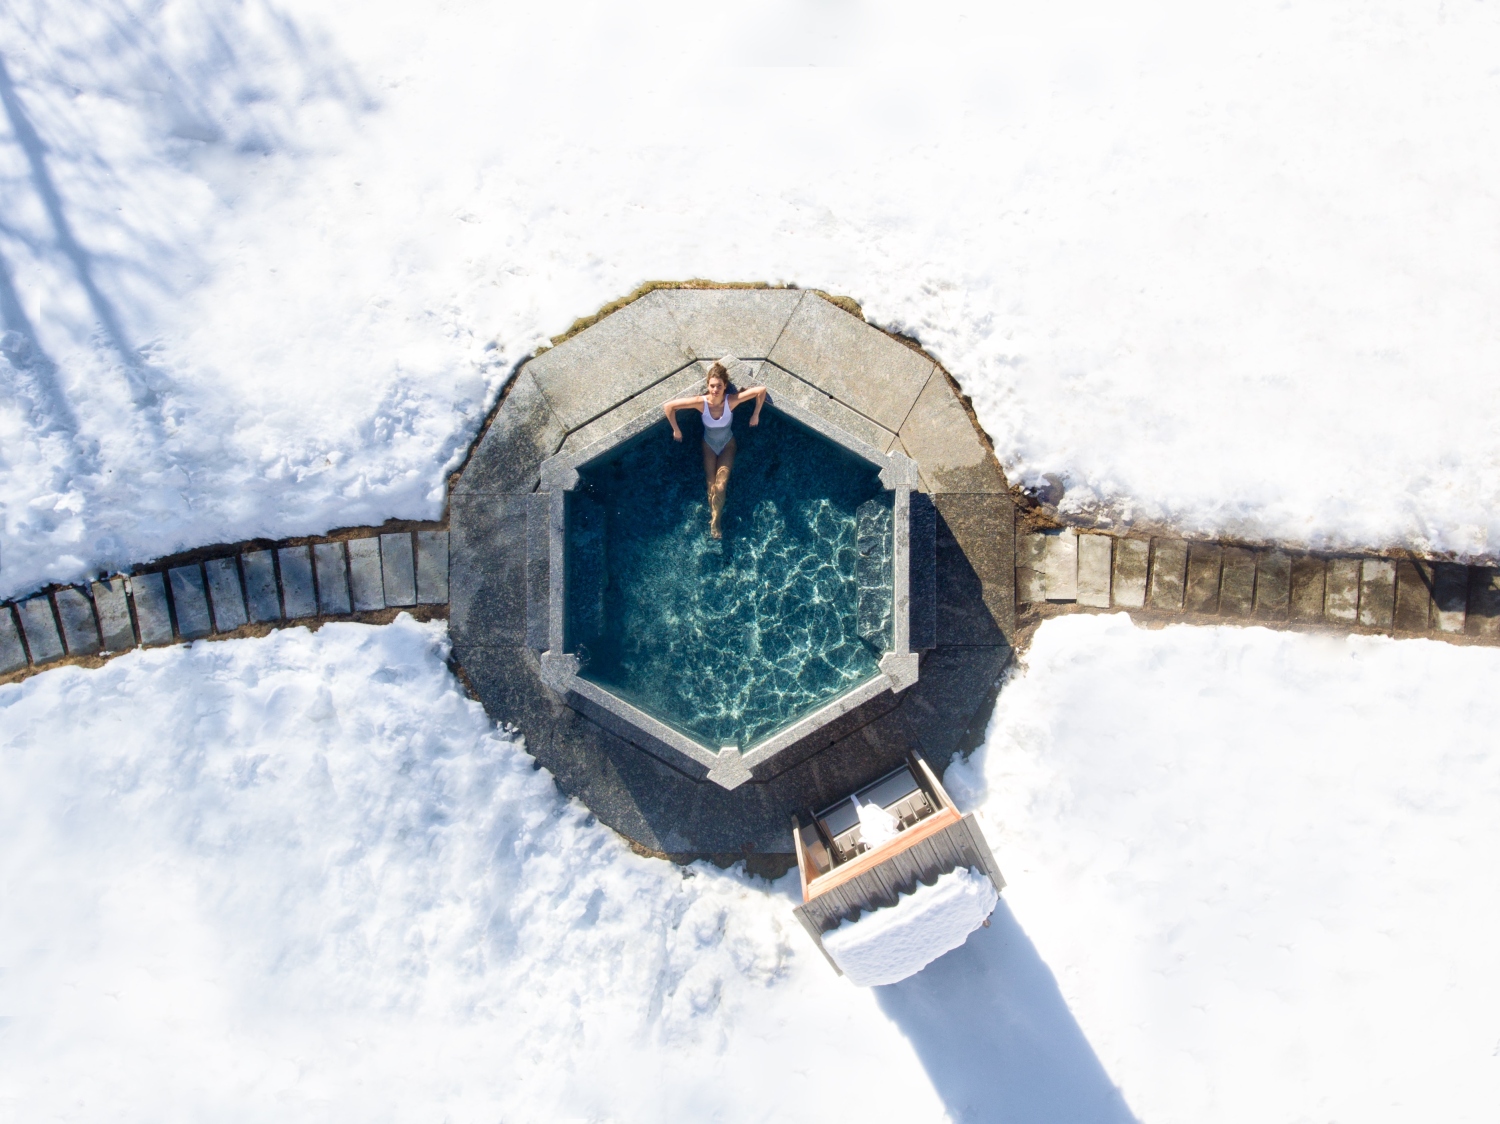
1147,540,1188,612
1432,563,1468,634
1358,559,1396,629
1041,531,1078,601
894,370,1006,493
204,557,248,633
416,530,449,605
1016,533,1048,604
1219,548,1257,617
1076,535,1112,608
241,551,282,623
932,494,1014,645
752,361,897,457
453,368,568,495
91,577,135,650
381,533,417,607
0,605,26,674
1467,568,1500,639
130,572,173,645
1289,557,1326,621
560,366,699,458
1324,559,1360,623
909,492,937,648
1393,560,1434,632
169,566,213,640
900,646,1011,764
1184,544,1222,614
17,596,63,664
55,587,101,655
527,293,695,432
347,537,385,612
524,494,551,649
767,293,934,433
656,287,803,358
449,495,530,650
1253,550,1291,621
277,547,318,619
1111,538,1149,609
314,542,351,616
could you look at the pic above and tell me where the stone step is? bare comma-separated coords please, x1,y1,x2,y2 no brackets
92,577,135,650
277,546,318,619
241,550,282,623
381,533,418,608
55,586,101,655
204,557,248,633
348,537,385,612
169,565,213,640
131,572,173,645
0,605,29,674
416,530,450,605
314,542,352,615
18,595,64,664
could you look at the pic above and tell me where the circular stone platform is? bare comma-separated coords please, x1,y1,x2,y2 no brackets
448,286,1016,864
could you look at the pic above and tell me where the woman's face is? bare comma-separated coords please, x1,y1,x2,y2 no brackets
707,378,727,402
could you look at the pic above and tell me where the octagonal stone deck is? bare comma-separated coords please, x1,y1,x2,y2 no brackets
450,287,1015,862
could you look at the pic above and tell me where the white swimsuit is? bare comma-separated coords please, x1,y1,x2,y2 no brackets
702,396,733,454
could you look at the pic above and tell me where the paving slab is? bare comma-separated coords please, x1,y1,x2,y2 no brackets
657,286,804,358
130,573,173,644
346,537,385,612
204,557,247,633
55,587,100,655
767,293,934,433
1324,558,1361,623
893,370,1006,493
416,530,450,605
1253,550,1291,621
1041,531,1078,601
900,646,1011,764
1432,563,1468,634
452,369,568,495
1076,534,1112,608
1467,568,1500,639
1111,538,1149,609
909,492,937,649
449,495,530,650
1358,559,1396,629
381,533,417,607
1290,557,1326,621
241,551,282,623
1184,544,1222,614
1016,532,1047,604
313,543,351,615
169,566,213,639
1147,540,1188,612
932,493,1014,645
1393,560,1434,632
526,294,695,432
277,547,317,619
1218,547,1257,617
91,577,135,650
0,605,26,674
17,596,63,663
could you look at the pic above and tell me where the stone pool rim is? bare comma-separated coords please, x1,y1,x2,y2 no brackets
538,387,922,789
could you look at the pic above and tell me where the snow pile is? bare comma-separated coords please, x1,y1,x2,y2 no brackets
823,867,998,988
7,2,1500,595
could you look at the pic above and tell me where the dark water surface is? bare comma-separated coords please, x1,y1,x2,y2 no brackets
566,405,887,749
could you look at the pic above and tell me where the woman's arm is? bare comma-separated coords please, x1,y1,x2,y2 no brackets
731,386,768,426
662,396,703,442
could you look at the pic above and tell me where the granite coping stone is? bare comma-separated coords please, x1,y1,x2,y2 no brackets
894,370,1007,494
1111,538,1149,609
313,542,351,616
453,369,567,496
1325,559,1360,623
0,605,27,674
204,557,248,633
523,494,550,650
241,551,282,623
130,572,173,644
55,587,101,655
1077,534,1112,608
347,537,386,612
558,364,703,458
416,531,449,605
1184,544,1222,614
1219,547,1257,617
449,494,529,650
934,494,1013,645
767,293,934,433
17,596,64,664
169,566,213,640
1359,559,1396,629
1147,540,1188,612
92,577,135,650
277,546,318,619
754,360,897,456
656,286,804,358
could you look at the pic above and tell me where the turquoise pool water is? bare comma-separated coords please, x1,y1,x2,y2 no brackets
565,404,891,750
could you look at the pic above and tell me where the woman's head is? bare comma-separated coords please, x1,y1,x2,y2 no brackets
706,362,729,396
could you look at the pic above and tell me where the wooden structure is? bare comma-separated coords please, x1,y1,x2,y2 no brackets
791,754,1005,972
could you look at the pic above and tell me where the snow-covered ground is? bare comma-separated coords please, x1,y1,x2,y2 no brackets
5,614,1500,1122
5,1,1500,596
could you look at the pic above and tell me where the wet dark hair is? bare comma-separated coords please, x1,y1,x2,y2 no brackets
706,362,729,390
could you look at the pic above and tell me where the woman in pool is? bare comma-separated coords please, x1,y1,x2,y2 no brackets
663,361,767,539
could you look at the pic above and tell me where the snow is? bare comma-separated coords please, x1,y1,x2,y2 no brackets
823,866,999,987
854,795,901,849
6,2,1500,595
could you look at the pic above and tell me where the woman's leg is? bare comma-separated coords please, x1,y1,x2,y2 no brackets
707,438,736,538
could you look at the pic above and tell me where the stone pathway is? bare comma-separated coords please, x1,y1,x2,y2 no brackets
0,528,451,681
1017,527,1500,641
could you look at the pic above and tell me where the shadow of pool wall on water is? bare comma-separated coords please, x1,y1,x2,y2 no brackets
875,901,1138,1124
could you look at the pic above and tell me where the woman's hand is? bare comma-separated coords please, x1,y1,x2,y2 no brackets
749,411,760,427
672,428,682,442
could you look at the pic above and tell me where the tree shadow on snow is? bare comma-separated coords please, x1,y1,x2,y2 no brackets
875,901,1138,1124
